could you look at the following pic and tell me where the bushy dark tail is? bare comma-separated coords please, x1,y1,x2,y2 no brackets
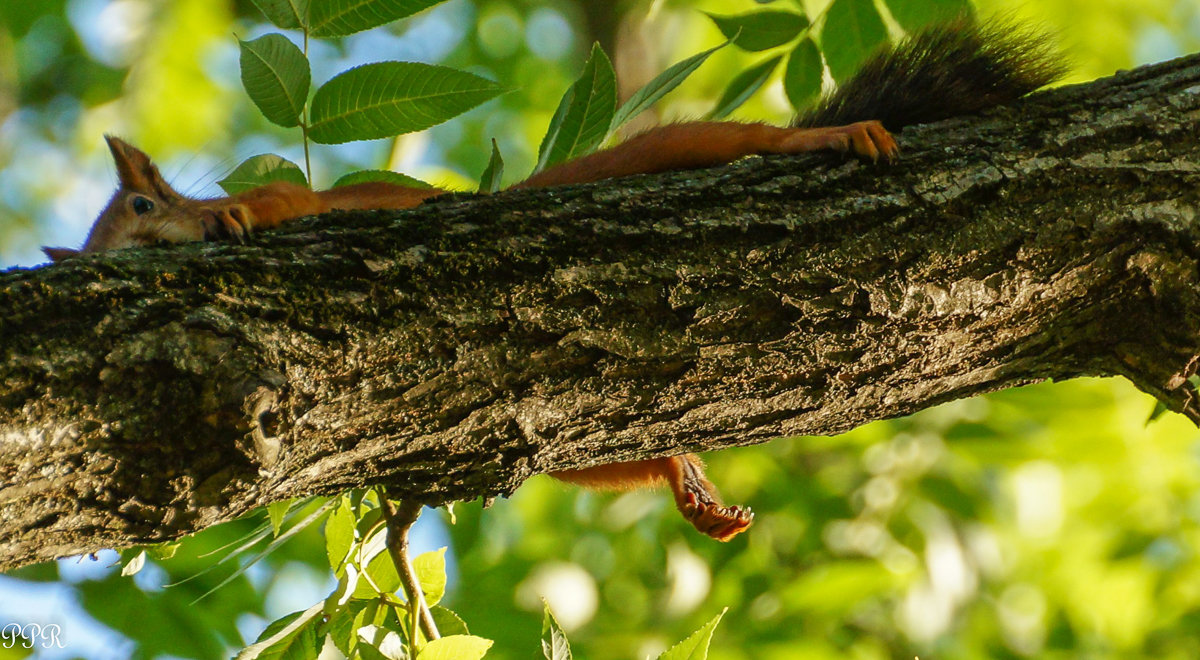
797,19,1066,131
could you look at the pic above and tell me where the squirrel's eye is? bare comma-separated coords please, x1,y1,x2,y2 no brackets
131,196,155,215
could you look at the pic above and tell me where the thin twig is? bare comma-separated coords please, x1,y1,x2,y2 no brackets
379,490,440,643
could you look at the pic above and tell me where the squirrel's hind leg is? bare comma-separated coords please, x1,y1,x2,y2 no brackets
551,454,753,541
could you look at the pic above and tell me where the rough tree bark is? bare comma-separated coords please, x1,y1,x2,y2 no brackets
2,53,1199,571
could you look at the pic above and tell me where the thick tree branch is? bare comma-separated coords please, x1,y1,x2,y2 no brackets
2,54,1200,571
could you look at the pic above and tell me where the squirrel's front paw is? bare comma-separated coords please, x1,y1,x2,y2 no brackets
828,120,898,162
681,493,754,542
199,204,255,243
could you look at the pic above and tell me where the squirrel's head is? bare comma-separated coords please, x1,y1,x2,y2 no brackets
42,136,204,262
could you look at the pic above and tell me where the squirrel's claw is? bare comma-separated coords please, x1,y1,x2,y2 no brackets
199,204,255,244
858,120,899,162
838,120,898,162
681,492,754,542
773,120,899,163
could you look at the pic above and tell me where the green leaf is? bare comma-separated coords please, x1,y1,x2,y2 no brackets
267,499,292,537
326,496,355,573
239,34,310,129
355,506,385,538
541,601,572,660
430,606,469,637
357,626,407,660
611,38,729,132
783,37,822,110
120,549,146,576
326,599,382,657
333,169,434,189
352,537,401,598
194,500,334,603
147,541,180,561
324,607,357,657
412,547,448,606
706,55,781,119
309,62,505,144
534,43,617,172
236,603,324,660
705,10,808,52
310,0,449,37
325,567,360,613
821,0,887,82
657,609,726,660
478,138,504,193
218,154,308,195
251,0,309,30
1147,400,1170,425
884,0,972,32
415,635,493,660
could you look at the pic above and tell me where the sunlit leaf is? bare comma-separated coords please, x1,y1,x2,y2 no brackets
267,499,293,537
324,606,357,657
1147,400,1169,424
658,609,726,660
352,535,400,598
355,506,385,539
705,10,808,52
333,169,434,189
309,62,505,144
706,55,781,119
327,599,383,657
250,0,308,29
541,601,572,660
357,626,407,660
218,154,308,195
534,43,617,171
413,547,447,606
235,603,324,660
326,496,355,573
357,643,393,660
239,34,310,128
147,541,180,561
884,0,972,32
194,500,334,603
310,0,449,37
611,38,730,132
430,606,469,636
821,0,887,82
478,138,504,193
414,635,493,660
120,550,146,577
783,37,822,110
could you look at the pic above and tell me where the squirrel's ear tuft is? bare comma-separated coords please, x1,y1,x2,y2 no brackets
103,134,183,202
43,246,79,262
104,134,156,191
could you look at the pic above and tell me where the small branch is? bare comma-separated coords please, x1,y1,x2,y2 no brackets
380,491,440,644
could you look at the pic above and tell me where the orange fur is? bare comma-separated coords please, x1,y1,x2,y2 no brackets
517,120,895,189
552,454,753,541
551,457,674,491
45,119,897,541
318,181,444,212
46,121,893,261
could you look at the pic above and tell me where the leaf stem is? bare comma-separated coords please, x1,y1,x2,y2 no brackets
379,489,440,645
302,29,313,186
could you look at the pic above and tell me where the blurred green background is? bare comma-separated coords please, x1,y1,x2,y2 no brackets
3,0,1200,658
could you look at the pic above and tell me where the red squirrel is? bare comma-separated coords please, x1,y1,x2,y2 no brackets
44,21,1062,542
